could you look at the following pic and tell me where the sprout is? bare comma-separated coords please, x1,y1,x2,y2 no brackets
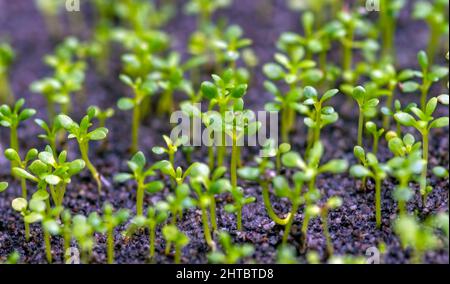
386,133,421,157
350,149,388,228
394,97,449,204
162,225,190,264
207,232,254,264
152,135,187,187
319,196,343,256
224,185,256,232
126,206,168,259
114,151,165,216
190,163,231,247
381,100,417,136
35,118,64,156
92,106,114,129
72,213,102,264
276,245,298,264
350,86,379,147
0,42,15,104
379,0,406,60
185,0,232,30
118,74,157,153
0,99,36,168
365,121,384,155
57,107,109,192
97,203,130,264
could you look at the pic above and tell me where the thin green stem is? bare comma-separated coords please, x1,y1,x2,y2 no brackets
80,142,102,192
131,104,140,153
321,210,333,256
44,230,52,263
136,181,144,216
357,109,364,146
149,224,156,258
107,228,114,264
375,177,382,229
282,202,299,245
421,132,429,205
261,181,290,226
210,197,217,231
201,206,214,248
174,245,182,264
236,206,243,231
231,136,238,189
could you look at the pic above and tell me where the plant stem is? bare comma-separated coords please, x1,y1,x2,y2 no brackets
357,109,364,146
80,142,102,192
149,224,156,258
131,104,140,153
201,206,214,248
236,206,243,231
343,27,354,73
321,209,333,256
23,218,30,242
375,177,382,229
231,137,238,189
210,197,217,231
0,74,13,104
281,108,289,143
382,91,394,130
10,126,18,172
313,104,322,144
136,181,144,216
420,132,429,205
107,228,114,264
174,245,182,264
427,25,440,65
44,230,52,263
261,181,290,226
373,135,379,155
282,202,299,245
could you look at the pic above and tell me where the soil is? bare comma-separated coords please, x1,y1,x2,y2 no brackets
0,0,448,264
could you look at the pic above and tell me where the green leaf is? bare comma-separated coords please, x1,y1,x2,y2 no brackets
417,50,429,70
114,173,133,183
4,148,20,163
12,198,27,212
28,160,48,176
263,63,284,80
145,181,165,194
394,112,416,127
152,146,166,155
230,84,247,98
44,175,61,185
237,167,260,181
201,81,219,100
353,146,366,161
352,86,366,103
19,109,36,121
57,115,75,129
432,167,449,178
429,117,449,129
350,165,371,178
131,151,146,170
12,168,38,182
24,212,43,224
117,97,135,110
39,151,56,166
88,127,108,140
322,89,339,101
401,81,420,93
67,159,86,175
210,179,231,194
29,199,46,212
32,189,49,201
303,86,318,100
282,152,305,169
320,160,348,174
0,182,8,193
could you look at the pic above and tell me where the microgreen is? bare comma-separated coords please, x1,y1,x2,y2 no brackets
162,224,190,264
381,100,417,136
57,107,109,192
118,74,157,153
365,121,384,155
394,97,449,203
379,0,406,60
350,149,388,228
185,0,232,30
350,86,380,146
114,151,165,216
72,212,102,264
276,245,298,264
0,42,15,104
207,231,254,264
0,99,36,162
224,185,256,232
35,118,64,156
190,163,231,247
319,196,343,256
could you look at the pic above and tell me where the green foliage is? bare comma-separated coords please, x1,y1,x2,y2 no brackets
350,86,379,146
162,225,190,264
207,232,254,264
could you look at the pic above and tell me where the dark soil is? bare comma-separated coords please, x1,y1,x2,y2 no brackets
0,0,448,264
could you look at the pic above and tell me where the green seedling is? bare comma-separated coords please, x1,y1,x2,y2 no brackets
207,231,254,264
299,86,339,149
0,99,36,159
379,0,406,60
126,206,169,259
92,106,114,129
350,149,388,228
200,70,249,166
96,203,130,264
386,132,422,157
400,51,448,110
381,100,417,136
5,148,38,198
157,184,195,227
114,151,165,216
394,214,443,264
0,42,15,104
413,0,449,64
263,47,323,142
162,225,190,264
224,185,256,232
350,86,379,146
57,107,109,192
394,97,449,204
371,64,416,129
185,0,232,30
35,118,64,156
60,209,72,263
159,160,198,192
280,142,348,246
13,146,86,207
1,251,20,264
386,149,425,214
318,197,343,257
72,212,102,264
365,122,384,155
118,74,157,153
190,163,232,248
34,0,63,37
276,244,298,264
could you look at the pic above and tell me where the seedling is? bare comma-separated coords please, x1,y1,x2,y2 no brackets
224,186,256,232
126,206,169,259
114,151,165,216
118,74,157,153
300,86,339,149
413,0,449,64
400,51,449,110
350,86,379,146
394,97,449,204
276,245,298,264
207,231,254,264
190,163,232,247
280,142,348,245
57,107,109,192
72,213,102,264
0,99,36,161
156,184,195,227
5,148,38,198
381,100,417,136
318,197,343,256
379,0,406,60
35,118,64,155
185,0,232,30
386,133,422,158
97,203,130,264
159,160,198,192
92,106,114,129
0,42,15,104
365,122,384,155
162,225,190,264
350,150,388,228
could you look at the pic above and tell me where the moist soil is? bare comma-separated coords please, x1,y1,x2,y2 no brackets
0,0,448,264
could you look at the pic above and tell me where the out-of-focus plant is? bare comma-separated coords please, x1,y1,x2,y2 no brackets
0,43,15,104
207,231,254,264
162,224,190,264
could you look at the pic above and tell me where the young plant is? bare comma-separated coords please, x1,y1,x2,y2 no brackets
280,142,348,246
57,107,109,192
118,74,157,153
156,184,196,226
381,100,417,136
126,206,169,259
162,225,190,264
98,203,130,264
350,86,379,147
159,160,198,191
35,118,64,155
379,0,406,60
318,197,343,256
114,151,165,216
300,86,339,149
386,132,422,158
4,148,38,198
365,121,384,155
224,185,256,232
400,51,449,110
0,42,15,104
207,231,254,264
72,213,102,264
0,99,36,159
350,150,388,228
394,97,449,204
92,106,114,129
413,0,449,64
190,163,232,248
